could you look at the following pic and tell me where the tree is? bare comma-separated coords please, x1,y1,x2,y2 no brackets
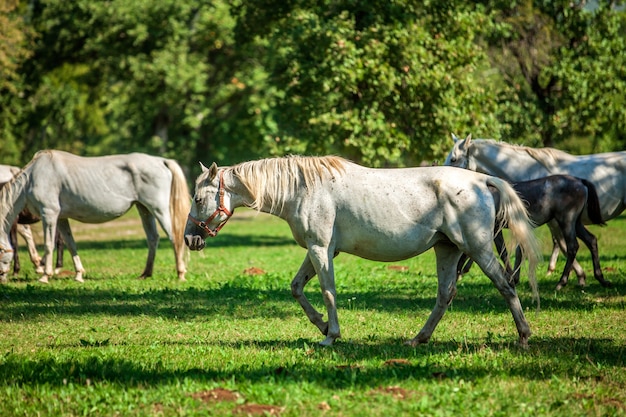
483,0,626,151
234,0,504,166
0,0,35,164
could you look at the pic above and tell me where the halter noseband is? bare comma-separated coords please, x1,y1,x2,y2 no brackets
187,170,234,238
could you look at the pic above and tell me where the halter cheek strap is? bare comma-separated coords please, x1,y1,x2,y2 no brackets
187,170,234,238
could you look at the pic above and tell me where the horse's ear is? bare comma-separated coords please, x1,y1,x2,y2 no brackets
199,162,219,181
451,133,460,143
464,134,472,147
208,162,218,181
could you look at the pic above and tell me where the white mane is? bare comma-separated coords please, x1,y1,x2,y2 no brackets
230,155,346,212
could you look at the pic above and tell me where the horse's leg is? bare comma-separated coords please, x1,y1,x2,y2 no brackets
9,222,19,276
576,223,612,288
457,254,470,280
16,224,42,273
306,244,340,346
56,219,85,283
473,248,531,347
290,254,328,335
407,243,460,346
554,220,581,290
150,205,186,281
38,217,58,284
54,231,64,274
493,230,514,279
547,237,559,276
548,222,586,282
136,204,159,279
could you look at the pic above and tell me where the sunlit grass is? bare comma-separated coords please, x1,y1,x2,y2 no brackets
0,210,625,416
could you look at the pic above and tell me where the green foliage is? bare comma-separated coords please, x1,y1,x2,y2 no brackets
237,1,503,165
1,1,625,168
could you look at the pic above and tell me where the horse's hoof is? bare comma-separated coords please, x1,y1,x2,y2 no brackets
319,336,337,346
600,280,613,288
38,276,49,284
555,282,566,291
405,336,428,347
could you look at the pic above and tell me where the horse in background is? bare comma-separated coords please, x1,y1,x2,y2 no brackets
458,175,610,290
184,155,541,347
0,164,49,276
0,151,190,283
445,134,626,284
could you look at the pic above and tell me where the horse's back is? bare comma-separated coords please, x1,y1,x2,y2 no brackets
26,151,176,222
325,165,498,261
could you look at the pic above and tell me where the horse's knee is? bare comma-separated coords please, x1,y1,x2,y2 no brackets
291,278,303,299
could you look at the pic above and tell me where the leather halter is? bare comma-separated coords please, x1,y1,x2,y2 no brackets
187,170,234,237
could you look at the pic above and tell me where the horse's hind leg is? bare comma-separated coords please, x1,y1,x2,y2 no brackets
56,219,85,283
136,204,159,279
473,248,531,347
548,222,586,282
554,220,582,290
576,223,611,287
407,243,460,346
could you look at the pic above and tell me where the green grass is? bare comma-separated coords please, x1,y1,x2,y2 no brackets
1,210,625,416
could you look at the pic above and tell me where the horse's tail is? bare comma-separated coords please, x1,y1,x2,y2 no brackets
165,159,191,279
487,177,541,307
580,178,606,226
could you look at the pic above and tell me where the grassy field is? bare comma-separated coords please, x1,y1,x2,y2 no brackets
0,209,625,416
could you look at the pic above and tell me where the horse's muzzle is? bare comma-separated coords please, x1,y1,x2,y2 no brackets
185,234,206,251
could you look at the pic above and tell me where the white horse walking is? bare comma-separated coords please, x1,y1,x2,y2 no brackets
184,156,541,347
444,134,626,282
0,150,190,283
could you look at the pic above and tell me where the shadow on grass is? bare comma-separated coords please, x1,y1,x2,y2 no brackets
0,336,623,389
37,233,297,252
0,276,624,322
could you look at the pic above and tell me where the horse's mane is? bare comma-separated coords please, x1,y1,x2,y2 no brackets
0,151,51,229
477,139,575,169
230,155,347,212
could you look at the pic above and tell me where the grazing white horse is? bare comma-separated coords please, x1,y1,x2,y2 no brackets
444,134,626,281
0,164,42,275
0,150,190,283
184,156,541,347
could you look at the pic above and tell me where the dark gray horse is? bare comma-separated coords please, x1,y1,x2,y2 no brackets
459,175,609,290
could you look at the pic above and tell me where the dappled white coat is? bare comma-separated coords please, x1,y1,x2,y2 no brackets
185,156,541,347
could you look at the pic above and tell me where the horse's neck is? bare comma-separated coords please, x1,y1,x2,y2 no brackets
473,143,549,181
0,177,28,243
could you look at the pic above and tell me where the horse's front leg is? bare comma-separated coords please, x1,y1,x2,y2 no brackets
137,205,159,279
308,244,341,346
407,243,460,346
291,255,327,334
38,218,58,283
16,224,42,273
56,219,85,283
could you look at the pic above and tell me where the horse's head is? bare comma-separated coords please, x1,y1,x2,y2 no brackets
0,240,13,282
443,133,473,169
185,162,234,251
